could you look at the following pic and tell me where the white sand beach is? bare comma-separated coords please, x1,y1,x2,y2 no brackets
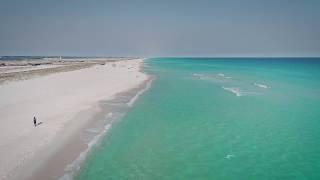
0,59,148,180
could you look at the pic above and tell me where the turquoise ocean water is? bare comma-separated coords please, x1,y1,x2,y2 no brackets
76,58,320,180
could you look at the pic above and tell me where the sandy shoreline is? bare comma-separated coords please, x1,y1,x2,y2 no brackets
29,79,154,180
0,58,150,180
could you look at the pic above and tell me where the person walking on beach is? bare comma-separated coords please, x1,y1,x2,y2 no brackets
33,116,37,127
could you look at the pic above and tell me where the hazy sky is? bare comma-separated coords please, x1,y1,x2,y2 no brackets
1,0,320,57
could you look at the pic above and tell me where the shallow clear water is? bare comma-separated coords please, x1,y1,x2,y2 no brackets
76,58,320,180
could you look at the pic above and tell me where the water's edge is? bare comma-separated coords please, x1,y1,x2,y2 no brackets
60,77,154,180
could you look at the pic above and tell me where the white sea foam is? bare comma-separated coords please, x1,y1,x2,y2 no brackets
254,83,269,89
225,154,235,159
127,78,153,107
222,87,243,97
218,73,232,79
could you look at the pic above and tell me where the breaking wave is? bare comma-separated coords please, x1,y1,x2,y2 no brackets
218,73,232,79
254,83,270,89
222,87,247,97
127,78,153,107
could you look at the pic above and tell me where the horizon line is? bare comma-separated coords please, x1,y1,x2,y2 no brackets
1,55,320,59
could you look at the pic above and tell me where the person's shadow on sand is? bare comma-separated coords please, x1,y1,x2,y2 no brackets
36,122,43,126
